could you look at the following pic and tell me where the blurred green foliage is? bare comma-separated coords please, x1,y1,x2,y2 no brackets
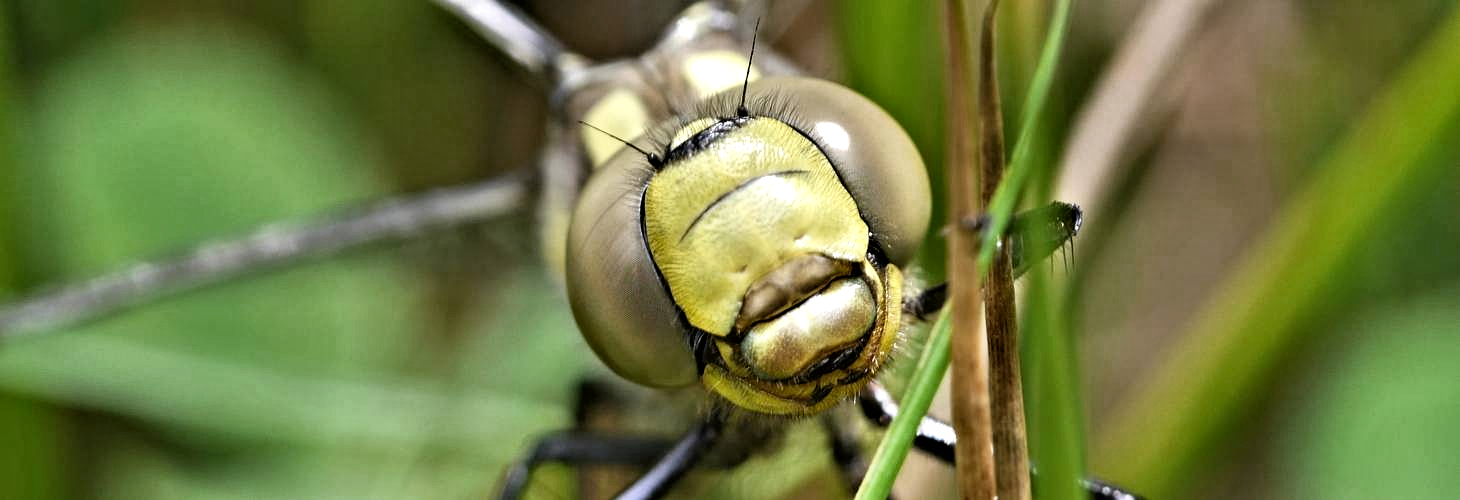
1,2,68,499
1281,286,1460,499
3,5,585,498
838,0,948,281
1094,3,1460,498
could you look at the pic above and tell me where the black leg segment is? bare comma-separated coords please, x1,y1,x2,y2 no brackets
858,383,1142,500
497,432,678,500
822,415,881,496
903,283,949,321
614,417,723,500
859,381,956,463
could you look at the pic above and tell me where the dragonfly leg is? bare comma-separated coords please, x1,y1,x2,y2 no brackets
857,382,1143,500
0,171,531,337
430,0,578,85
497,432,679,500
822,414,873,495
499,380,714,500
859,382,956,463
903,283,949,321
613,416,724,500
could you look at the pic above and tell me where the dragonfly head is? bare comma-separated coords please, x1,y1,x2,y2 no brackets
566,77,930,416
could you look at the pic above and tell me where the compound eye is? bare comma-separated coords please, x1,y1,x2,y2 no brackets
566,145,698,389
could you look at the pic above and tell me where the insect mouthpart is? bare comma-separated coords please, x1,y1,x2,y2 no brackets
699,261,903,416
732,255,873,381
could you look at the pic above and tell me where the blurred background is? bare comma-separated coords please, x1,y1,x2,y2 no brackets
1,0,1457,499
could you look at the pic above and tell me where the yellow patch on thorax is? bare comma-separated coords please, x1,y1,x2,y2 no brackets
583,89,651,168
682,50,760,101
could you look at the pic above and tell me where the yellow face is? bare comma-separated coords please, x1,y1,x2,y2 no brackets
642,117,904,415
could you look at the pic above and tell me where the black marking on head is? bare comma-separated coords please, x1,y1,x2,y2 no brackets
644,83,808,168
663,115,753,164
579,120,664,169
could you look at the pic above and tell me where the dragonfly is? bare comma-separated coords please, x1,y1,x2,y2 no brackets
0,1,1135,498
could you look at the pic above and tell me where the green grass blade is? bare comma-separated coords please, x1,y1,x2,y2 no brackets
1095,5,1460,496
1024,267,1086,500
1009,4,1083,499
978,0,1074,268
856,0,1076,496
855,307,955,500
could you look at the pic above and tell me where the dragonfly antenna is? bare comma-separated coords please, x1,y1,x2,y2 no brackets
579,120,663,168
737,17,761,118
